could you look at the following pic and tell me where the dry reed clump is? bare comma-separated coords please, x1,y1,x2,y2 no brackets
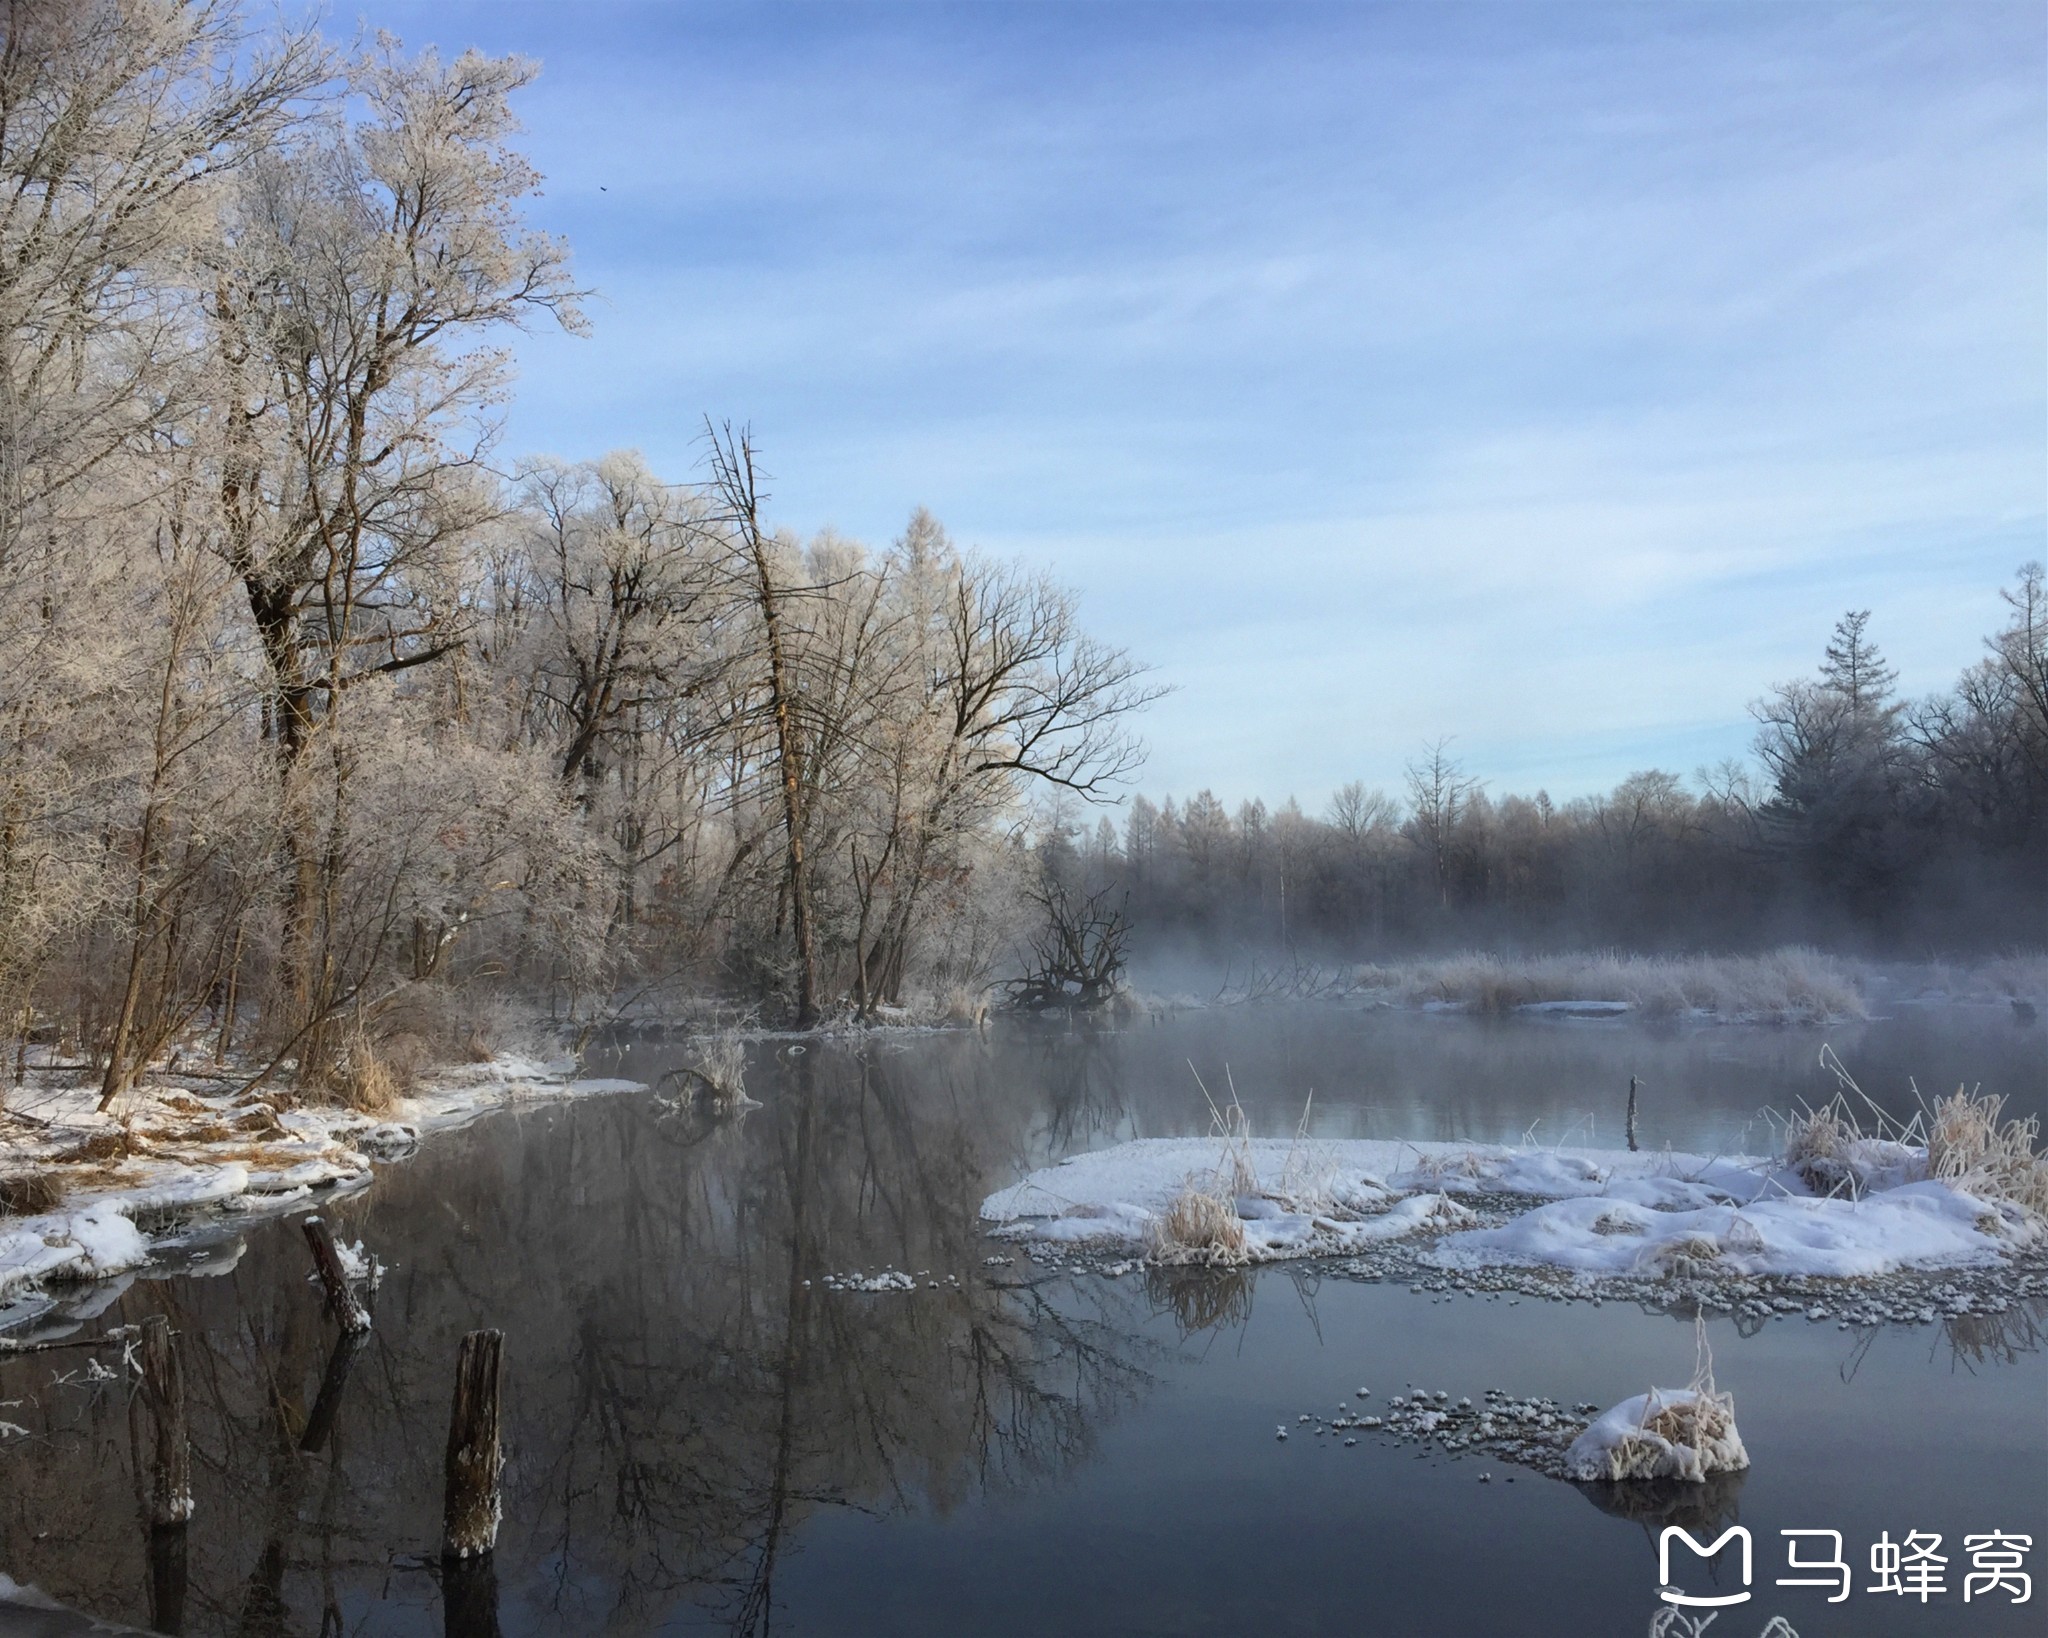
939,985,992,1028
1581,1384,1744,1482
1781,1096,1861,1195
332,1035,404,1114
1267,1088,1357,1216
1145,1068,1276,1264
1148,1179,1250,1266
1272,1146,1341,1215
1925,1089,2048,1217
1781,1055,2048,1220
0,1170,62,1216
1574,1321,1747,1485
1636,1232,1725,1279
675,1028,752,1111
55,1127,139,1164
232,1104,285,1136
1635,1387,1740,1467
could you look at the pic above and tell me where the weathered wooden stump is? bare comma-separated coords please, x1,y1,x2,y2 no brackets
442,1329,504,1560
137,1314,192,1527
302,1216,372,1334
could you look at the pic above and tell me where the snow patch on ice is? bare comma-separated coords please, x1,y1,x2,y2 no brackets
0,1204,149,1298
1433,1181,2025,1279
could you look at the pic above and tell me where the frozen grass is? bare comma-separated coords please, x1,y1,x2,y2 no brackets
1777,1048,2048,1218
1148,1070,1256,1266
1565,1323,1748,1485
1148,1183,1250,1266
1781,1096,1855,1183
1926,1089,2048,1217
1348,947,1867,1022
1114,1071,1472,1264
333,1034,403,1115
0,1172,61,1217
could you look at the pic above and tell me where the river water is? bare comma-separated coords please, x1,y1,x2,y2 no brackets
1,1004,2042,1636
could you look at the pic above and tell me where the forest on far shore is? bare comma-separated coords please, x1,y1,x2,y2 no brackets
1052,591,2048,962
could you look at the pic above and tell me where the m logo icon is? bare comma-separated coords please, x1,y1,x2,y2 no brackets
1659,1525,1753,1607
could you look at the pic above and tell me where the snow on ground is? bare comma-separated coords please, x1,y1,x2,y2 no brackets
0,1204,149,1295
981,1135,2041,1280
0,1055,643,1316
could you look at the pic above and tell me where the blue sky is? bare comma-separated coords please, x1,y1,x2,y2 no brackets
360,0,2044,807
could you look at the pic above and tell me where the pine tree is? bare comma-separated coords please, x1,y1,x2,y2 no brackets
1819,610,1898,718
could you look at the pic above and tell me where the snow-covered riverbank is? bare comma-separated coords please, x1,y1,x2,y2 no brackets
0,1057,641,1323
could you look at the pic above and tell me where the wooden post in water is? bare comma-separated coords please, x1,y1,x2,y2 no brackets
302,1216,372,1334
443,1330,504,1560
137,1314,193,1527
1626,1076,1640,1153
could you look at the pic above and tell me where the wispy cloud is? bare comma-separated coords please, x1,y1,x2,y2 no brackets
373,0,2045,803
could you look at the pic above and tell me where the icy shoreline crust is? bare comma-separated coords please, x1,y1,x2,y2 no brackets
979,1137,2040,1278
2,1057,642,1307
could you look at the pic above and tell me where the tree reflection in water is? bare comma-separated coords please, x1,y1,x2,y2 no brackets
0,1038,1160,1636
4,1017,2041,1636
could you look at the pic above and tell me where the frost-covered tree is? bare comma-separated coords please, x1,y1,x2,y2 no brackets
1752,610,1911,914
195,35,585,1065
0,0,328,558
1404,739,1478,912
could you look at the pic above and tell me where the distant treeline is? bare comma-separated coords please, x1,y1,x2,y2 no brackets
1046,583,2048,957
